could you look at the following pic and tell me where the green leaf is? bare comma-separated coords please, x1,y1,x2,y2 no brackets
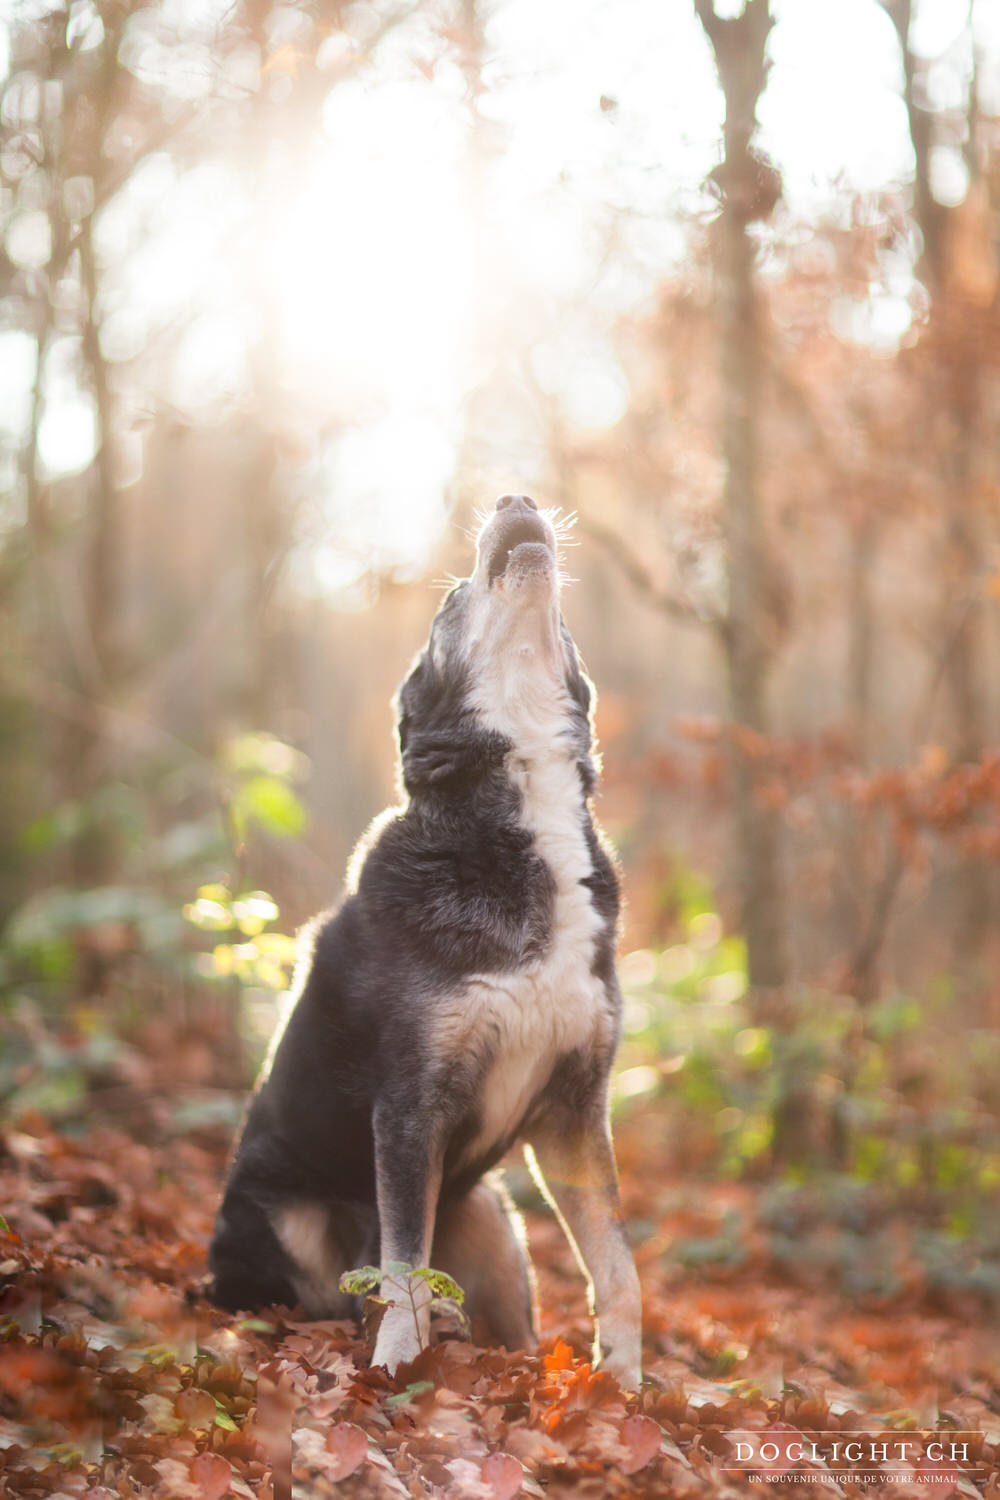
429,1296,470,1335
214,1402,238,1431
159,819,226,870
18,809,66,856
182,896,232,932
220,733,308,781
234,775,306,839
385,1381,435,1408
339,1265,382,1296
230,892,279,936
5,886,166,948
236,1318,278,1333
413,1267,465,1304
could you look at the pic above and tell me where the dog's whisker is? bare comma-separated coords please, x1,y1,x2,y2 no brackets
541,506,577,531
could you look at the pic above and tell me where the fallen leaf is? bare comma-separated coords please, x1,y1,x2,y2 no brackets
917,1449,959,1499
190,1451,232,1500
176,1387,218,1430
326,1421,368,1480
620,1414,661,1474
482,1450,524,1498
542,1338,577,1374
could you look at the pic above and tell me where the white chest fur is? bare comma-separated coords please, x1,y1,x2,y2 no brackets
440,639,609,1163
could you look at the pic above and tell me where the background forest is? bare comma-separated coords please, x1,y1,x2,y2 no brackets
1,1,1000,1497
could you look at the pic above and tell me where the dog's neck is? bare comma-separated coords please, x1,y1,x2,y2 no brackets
469,645,581,783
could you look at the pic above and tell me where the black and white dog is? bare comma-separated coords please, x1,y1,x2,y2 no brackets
209,495,642,1387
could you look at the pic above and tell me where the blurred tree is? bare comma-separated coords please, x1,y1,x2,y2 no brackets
693,0,788,996
0,0,426,990
2,0,999,1103
881,0,999,983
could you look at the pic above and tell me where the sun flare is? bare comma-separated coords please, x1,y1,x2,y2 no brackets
266,80,481,419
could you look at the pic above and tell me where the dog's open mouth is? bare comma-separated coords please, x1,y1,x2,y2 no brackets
486,515,555,587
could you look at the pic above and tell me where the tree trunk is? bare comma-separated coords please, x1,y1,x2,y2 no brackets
71,36,124,891
944,374,992,970
883,0,994,981
840,509,880,1000
694,0,788,995
846,512,877,770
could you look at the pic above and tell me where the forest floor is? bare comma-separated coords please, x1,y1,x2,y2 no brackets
1,1089,998,1500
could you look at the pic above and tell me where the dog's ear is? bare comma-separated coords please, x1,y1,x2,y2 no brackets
396,649,429,766
401,724,510,791
396,651,509,794
565,647,592,719
562,624,599,796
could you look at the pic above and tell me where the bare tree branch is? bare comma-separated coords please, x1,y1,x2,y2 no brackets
574,514,716,629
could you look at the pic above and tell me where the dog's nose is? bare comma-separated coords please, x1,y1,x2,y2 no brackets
495,494,538,512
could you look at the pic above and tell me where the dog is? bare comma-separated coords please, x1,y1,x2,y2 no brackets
208,494,642,1387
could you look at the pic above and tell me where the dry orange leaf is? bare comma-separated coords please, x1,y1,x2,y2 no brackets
175,1388,218,1430
482,1450,524,1498
542,1338,577,1374
326,1421,369,1480
189,1451,232,1500
917,1450,959,1499
620,1415,662,1474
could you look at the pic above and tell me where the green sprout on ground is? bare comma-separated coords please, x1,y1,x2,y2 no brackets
339,1262,470,1346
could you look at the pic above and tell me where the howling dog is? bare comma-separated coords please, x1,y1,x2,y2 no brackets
209,495,642,1387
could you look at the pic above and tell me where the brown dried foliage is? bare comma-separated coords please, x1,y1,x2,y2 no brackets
0,1108,997,1499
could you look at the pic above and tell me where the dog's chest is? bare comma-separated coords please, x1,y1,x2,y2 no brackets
445,744,608,1163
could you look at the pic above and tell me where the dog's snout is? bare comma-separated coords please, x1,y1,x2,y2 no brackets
495,494,538,513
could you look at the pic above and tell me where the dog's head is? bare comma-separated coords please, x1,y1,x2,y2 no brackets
397,496,597,797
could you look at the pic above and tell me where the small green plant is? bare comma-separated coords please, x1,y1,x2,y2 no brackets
339,1262,469,1343
2,730,309,1010
180,731,308,995
0,728,311,1117
182,883,297,992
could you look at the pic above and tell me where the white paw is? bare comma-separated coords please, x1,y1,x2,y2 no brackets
600,1353,642,1390
596,1325,642,1390
370,1273,431,1374
371,1316,424,1374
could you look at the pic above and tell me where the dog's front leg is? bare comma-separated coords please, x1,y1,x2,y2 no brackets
369,1101,442,1375
526,1107,642,1390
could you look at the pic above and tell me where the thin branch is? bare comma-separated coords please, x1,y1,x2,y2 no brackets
574,514,717,630
512,349,717,631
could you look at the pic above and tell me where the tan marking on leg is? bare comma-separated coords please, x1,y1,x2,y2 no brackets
273,1202,351,1318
